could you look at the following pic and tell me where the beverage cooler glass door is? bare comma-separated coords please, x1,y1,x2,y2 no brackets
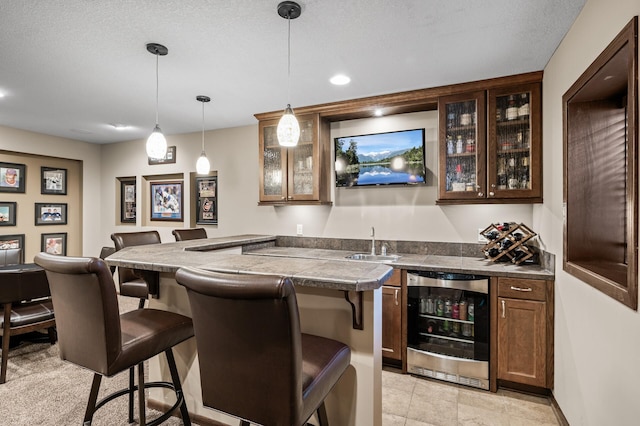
407,271,490,389
439,91,487,201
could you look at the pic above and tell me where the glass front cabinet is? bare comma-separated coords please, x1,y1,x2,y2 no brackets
258,113,331,205
438,82,542,203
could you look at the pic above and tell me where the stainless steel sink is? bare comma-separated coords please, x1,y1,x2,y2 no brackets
346,253,400,262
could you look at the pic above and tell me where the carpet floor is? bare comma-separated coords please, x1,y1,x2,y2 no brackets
0,296,189,425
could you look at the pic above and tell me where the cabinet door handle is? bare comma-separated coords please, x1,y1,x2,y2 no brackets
477,192,484,197
489,191,495,196
501,300,506,318
394,289,399,306
510,286,532,292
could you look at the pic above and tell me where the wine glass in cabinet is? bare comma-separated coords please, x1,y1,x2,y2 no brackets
438,91,487,201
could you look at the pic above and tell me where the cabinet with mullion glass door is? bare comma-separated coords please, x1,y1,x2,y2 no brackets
258,113,330,204
438,91,487,201
487,83,542,201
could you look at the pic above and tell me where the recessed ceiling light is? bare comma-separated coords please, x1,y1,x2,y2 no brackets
330,74,351,85
374,109,383,117
110,123,129,130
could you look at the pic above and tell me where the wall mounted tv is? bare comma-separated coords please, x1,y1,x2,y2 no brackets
334,128,426,187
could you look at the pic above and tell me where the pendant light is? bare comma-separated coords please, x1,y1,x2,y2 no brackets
196,95,211,175
146,43,168,160
276,1,302,147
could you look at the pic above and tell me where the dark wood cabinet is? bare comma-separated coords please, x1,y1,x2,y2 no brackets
382,269,403,363
437,78,542,204
495,277,554,389
257,113,331,205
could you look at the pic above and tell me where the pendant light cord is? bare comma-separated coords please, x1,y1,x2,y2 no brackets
201,100,205,152
155,52,160,125
286,12,291,105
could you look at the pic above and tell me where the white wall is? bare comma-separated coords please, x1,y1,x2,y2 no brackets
538,0,640,424
100,111,534,247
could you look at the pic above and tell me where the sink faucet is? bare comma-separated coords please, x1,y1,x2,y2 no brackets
370,227,376,255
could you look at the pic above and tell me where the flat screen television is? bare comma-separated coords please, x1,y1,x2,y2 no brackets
334,128,426,187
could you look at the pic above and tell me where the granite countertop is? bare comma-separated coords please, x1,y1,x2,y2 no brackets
105,234,393,291
244,246,555,280
106,234,554,293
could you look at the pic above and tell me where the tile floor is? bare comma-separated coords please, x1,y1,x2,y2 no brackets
382,369,560,426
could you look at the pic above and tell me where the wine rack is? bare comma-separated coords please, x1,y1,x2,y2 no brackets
480,222,537,265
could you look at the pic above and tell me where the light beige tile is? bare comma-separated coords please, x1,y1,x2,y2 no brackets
458,402,509,426
383,370,417,393
405,418,438,426
383,384,413,417
383,412,408,426
407,398,457,426
412,377,459,403
503,398,558,424
457,387,507,413
508,415,560,426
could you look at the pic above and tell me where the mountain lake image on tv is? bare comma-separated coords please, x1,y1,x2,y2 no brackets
335,128,426,187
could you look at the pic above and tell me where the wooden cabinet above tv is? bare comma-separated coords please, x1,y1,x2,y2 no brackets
254,71,543,206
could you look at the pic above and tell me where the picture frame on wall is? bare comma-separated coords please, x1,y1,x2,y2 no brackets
34,203,68,225
120,179,136,223
195,176,218,225
0,234,25,260
150,181,183,221
0,202,17,226
41,167,67,195
41,232,67,255
148,146,177,165
0,162,26,193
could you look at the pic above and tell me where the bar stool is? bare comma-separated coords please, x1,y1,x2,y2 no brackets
35,252,193,425
175,267,351,426
172,228,207,241
110,231,161,309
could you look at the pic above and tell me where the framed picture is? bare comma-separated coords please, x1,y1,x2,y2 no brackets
0,162,26,193
150,181,183,221
148,146,177,165
41,167,67,195
41,232,67,255
120,179,136,223
0,202,17,226
195,176,218,225
35,203,68,225
0,234,24,260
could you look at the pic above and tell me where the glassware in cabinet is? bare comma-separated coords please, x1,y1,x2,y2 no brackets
438,91,487,201
487,83,542,201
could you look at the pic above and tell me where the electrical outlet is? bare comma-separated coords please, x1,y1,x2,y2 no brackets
478,228,488,243
296,224,303,236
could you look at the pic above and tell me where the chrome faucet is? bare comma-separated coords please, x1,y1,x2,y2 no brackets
370,227,376,255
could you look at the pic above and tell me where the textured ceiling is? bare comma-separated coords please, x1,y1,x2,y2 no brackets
0,0,585,144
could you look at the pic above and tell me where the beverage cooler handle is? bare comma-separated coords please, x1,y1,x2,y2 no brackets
394,288,399,306
501,299,506,318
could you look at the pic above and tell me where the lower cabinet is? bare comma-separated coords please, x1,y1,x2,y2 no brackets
382,269,403,363
496,277,554,389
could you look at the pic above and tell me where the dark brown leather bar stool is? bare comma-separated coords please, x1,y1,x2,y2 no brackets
34,252,193,426
175,267,351,426
0,263,56,384
172,228,207,241
110,231,161,309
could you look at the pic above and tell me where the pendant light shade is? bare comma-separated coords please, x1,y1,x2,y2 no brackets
146,43,168,160
277,104,300,147
276,1,302,147
196,95,211,175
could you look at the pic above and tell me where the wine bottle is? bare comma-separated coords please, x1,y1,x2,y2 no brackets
506,95,518,120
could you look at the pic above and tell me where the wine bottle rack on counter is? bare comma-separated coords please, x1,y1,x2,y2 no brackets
480,222,537,265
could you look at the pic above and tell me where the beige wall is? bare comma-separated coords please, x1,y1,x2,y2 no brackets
0,150,82,261
538,0,640,424
99,111,534,247
0,126,101,259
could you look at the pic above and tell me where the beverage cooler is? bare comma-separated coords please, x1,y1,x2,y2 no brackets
407,271,490,390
